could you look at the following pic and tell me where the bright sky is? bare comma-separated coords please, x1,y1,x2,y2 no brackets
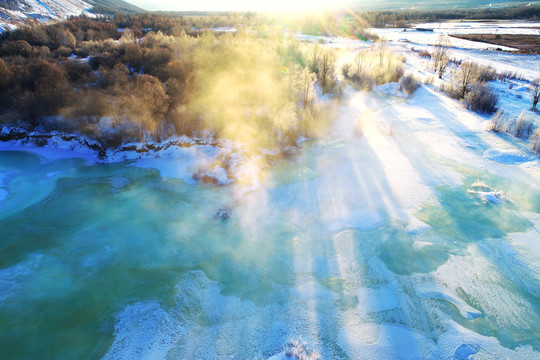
127,0,350,12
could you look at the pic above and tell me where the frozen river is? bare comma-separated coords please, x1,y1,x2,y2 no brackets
1,87,540,359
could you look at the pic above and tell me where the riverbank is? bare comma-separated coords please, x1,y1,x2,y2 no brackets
0,126,303,187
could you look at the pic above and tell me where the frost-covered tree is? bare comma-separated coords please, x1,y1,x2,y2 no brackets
378,38,388,66
433,35,451,79
288,64,316,110
307,46,337,95
453,61,480,99
354,49,367,75
530,77,540,110
531,128,540,156
318,49,337,95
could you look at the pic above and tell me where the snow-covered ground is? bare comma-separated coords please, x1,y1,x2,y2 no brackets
297,24,540,81
368,22,540,81
370,27,520,51
414,21,540,35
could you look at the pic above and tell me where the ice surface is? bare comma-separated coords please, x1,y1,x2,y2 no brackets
322,209,384,231
102,302,187,360
0,188,7,202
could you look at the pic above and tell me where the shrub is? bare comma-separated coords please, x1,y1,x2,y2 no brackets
64,88,111,123
530,77,540,110
513,112,535,139
452,61,480,99
465,84,498,114
342,63,375,90
15,60,72,124
531,128,540,156
36,46,52,59
440,82,461,99
399,73,419,95
307,46,339,95
96,63,129,89
432,35,450,79
486,111,508,132
418,50,431,59
374,61,404,85
73,47,90,58
64,61,96,85
486,110,536,141
0,40,36,57
341,46,404,90
54,46,72,58
424,75,434,85
89,53,121,70
498,71,524,82
477,65,496,83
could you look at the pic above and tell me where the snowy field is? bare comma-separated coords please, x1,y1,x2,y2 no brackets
414,21,540,35
369,22,540,80
1,22,540,360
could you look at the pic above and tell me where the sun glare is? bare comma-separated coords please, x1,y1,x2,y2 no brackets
151,0,347,12
241,0,345,12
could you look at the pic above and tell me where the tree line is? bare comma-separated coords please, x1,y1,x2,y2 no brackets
359,5,540,27
0,14,343,152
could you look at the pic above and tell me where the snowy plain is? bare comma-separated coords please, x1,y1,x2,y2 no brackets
369,22,540,81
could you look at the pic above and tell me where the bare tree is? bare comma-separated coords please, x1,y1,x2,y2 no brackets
378,38,388,66
318,49,337,94
453,61,480,99
433,35,451,79
302,69,317,109
531,128,540,155
287,65,316,111
354,49,367,75
530,77,540,110
309,44,321,74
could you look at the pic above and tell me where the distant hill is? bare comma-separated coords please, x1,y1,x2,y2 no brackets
351,0,536,10
0,0,142,33
86,0,143,14
0,0,92,32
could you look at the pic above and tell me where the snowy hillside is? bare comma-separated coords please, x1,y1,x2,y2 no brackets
0,0,92,32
